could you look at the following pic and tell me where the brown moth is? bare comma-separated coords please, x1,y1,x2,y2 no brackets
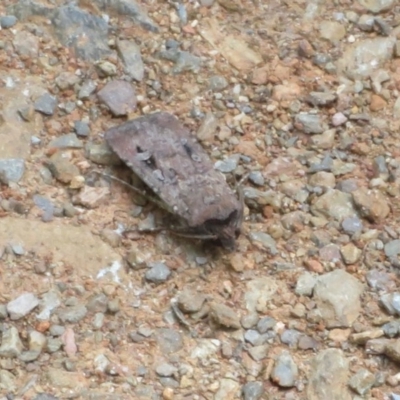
104,112,243,250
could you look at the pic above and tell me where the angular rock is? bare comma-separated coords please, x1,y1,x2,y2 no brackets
0,159,25,183
0,326,24,357
117,40,144,82
314,270,363,328
271,351,298,388
352,188,390,222
7,293,39,320
97,80,137,116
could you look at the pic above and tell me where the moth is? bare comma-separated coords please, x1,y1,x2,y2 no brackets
104,112,243,250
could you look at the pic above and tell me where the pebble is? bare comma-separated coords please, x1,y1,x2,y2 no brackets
271,351,298,388
197,112,219,141
85,142,120,165
358,0,394,13
156,328,184,354
209,75,229,91
7,292,39,320
214,155,239,173
145,262,171,283
0,15,18,28
34,93,58,115
58,305,88,323
78,80,97,99
313,270,363,328
155,363,178,377
280,329,301,347
257,316,277,333
117,39,145,82
248,171,265,186
177,289,206,314
340,243,362,264
49,133,83,149
341,217,363,235
380,292,400,316
214,378,240,400
0,326,24,357
384,240,400,258
47,152,80,184
295,113,326,134
307,349,350,399
210,303,241,329
97,80,137,116
0,158,25,183
248,232,277,254
295,272,317,296
242,381,263,400
352,188,390,222
73,186,110,208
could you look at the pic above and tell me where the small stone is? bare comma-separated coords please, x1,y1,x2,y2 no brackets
0,159,25,183
385,340,400,363
352,188,390,222
295,113,326,134
384,240,400,258
7,293,39,320
47,152,80,184
145,262,171,283
332,112,347,126
97,80,137,116
271,351,298,388
96,60,117,77
340,243,362,264
242,381,263,400
49,133,83,149
307,91,336,106
358,0,394,13
74,121,90,137
177,289,206,313
209,75,228,91
295,272,317,296
214,155,239,173
248,344,269,361
73,186,110,208
29,331,47,353
370,94,387,111
214,378,240,400
380,292,400,316
155,363,178,377
210,303,241,329
155,328,184,354
78,80,97,99
248,171,265,186
0,15,17,28
341,217,363,235
249,232,277,254
257,317,277,333
34,93,57,115
58,305,87,323
314,270,363,328
85,142,121,165
101,229,121,248
117,39,145,82
0,326,23,357
197,112,219,141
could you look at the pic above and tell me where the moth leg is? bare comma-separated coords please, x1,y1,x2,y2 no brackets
92,170,173,213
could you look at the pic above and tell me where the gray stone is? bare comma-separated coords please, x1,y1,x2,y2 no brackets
248,171,265,186
34,93,57,115
78,80,97,99
380,292,400,316
385,240,400,258
155,363,178,377
158,49,201,74
0,15,18,28
242,381,263,400
155,328,183,354
0,326,24,357
209,75,228,91
97,80,137,116
117,40,144,82
7,292,39,320
295,113,326,134
0,158,25,183
58,305,87,323
74,121,90,137
145,262,171,283
295,272,317,296
214,155,239,173
349,369,376,395
257,317,277,333
341,217,363,235
358,0,394,13
49,133,83,149
52,5,110,61
314,270,363,328
307,349,351,400
271,351,298,388
210,303,241,329
248,232,277,254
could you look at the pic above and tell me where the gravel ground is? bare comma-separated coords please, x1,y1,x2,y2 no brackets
1,0,400,399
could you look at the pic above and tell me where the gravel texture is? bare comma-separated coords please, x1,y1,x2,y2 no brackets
1,0,400,398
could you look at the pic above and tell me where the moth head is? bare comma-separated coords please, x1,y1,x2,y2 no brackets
206,209,242,251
